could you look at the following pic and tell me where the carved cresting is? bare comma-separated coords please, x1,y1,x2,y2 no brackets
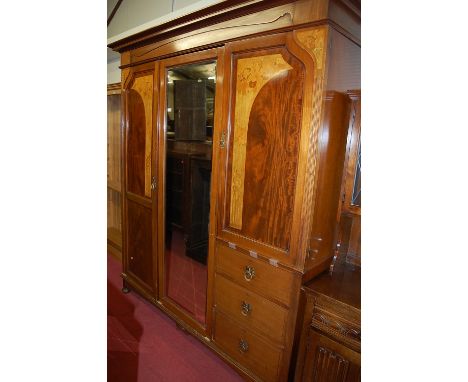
135,9,293,59
131,74,153,198
230,54,292,229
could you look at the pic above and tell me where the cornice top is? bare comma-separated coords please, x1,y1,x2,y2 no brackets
107,0,226,46
107,0,360,53
107,0,294,52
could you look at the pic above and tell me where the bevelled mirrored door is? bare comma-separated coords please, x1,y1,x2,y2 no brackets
159,55,218,326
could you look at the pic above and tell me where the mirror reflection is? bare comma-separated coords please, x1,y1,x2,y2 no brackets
351,141,361,207
165,61,216,324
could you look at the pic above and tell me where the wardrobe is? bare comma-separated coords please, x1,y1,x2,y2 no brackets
108,1,360,380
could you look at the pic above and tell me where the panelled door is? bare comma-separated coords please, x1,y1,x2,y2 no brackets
122,62,158,295
216,31,319,268
301,330,361,382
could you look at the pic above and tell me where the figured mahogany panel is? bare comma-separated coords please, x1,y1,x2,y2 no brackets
127,199,154,291
229,53,293,230
225,48,304,251
127,73,153,198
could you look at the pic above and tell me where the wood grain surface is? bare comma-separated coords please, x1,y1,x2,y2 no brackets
127,199,155,292
230,53,293,230
131,74,154,198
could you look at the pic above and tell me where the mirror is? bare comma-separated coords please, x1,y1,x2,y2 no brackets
164,61,216,325
351,140,361,207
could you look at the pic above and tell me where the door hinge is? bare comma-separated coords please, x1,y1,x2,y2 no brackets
151,176,157,191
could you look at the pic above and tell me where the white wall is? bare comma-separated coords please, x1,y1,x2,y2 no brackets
108,0,173,38
174,0,203,10
107,0,120,19
107,58,121,85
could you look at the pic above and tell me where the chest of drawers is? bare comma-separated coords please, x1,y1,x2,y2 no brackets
213,240,301,381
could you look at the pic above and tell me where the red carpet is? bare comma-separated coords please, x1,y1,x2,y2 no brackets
107,254,242,382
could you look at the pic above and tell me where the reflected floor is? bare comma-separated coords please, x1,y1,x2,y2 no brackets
166,229,207,324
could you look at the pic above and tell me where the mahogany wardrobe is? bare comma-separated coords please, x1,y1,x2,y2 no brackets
108,0,361,380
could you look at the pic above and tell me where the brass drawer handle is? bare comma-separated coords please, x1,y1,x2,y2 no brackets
241,301,252,316
244,265,255,281
239,339,249,353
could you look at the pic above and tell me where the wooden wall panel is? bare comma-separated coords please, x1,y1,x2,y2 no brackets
225,48,305,251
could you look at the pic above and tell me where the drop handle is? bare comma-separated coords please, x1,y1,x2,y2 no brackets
241,301,252,316
244,266,255,281
239,339,249,353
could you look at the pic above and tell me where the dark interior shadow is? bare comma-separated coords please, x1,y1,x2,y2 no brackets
107,280,143,382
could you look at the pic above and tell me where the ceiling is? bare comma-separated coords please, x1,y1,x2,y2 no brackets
107,0,120,19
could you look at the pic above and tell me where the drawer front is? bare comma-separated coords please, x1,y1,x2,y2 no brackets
215,274,288,344
311,306,361,352
215,242,295,306
214,311,282,382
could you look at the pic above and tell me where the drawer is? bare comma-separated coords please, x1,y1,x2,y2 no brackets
214,311,282,382
311,306,361,352
215,242,295,306
215,274,288,344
